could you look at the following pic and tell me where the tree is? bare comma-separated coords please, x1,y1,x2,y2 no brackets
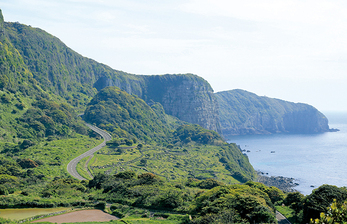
137,173,160,185
115,170,136,179
125,139,133,146
310,199,347,224
0,75,9,89
284,192,304,213
303,185,347,223
18,158,39,169
197,178,224,189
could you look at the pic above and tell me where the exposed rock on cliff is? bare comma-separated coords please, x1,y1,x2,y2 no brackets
94,74,221,133
4,19,220,133
215,89,330,137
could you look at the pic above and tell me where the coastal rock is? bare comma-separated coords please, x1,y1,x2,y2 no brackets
215,89,330,137
256,172,298,192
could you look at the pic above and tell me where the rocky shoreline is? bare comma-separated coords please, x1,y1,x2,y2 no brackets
256,171,299,192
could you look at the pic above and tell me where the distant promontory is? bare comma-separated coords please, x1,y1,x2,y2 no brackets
215,89,333,137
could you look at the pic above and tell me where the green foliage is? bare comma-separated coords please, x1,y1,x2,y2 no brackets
275,205,299,224
190,185,277,224
245,181,285,204
0,217,17,224
14,98,88,140
84,87,179,143
137,173,161,185
283,191,304,213
186,178,224,190
88,173,192,211
115,170,137,179
173,124,222,145
310,199,347,224
303,184,347,223
41,177,86,198
17,158,38,169
91,142,255,184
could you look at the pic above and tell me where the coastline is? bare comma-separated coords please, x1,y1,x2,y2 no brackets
256,171,299,192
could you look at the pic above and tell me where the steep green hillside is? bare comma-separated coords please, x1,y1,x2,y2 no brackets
4,19,142,110
216,89,330,137
0,9,255,184
4,15,220,132
84,87,255,182
84,86,182,143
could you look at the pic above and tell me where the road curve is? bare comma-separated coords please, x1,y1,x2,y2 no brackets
276,211,291,224
67,123,112,180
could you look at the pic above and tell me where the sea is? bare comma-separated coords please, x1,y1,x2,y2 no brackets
227,112,347,195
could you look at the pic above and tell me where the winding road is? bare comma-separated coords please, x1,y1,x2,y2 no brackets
67,123,112,180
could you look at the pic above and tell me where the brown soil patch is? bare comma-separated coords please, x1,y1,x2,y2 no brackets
32,209,118,223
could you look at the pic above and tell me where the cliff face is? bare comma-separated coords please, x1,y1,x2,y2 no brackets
143,75,221,133
3,19,221,133
216,89,330,137
94,74,221,133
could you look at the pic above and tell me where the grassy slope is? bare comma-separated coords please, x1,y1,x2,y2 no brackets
16,135,103,178
84,86,183,142
83,87,255,182
90,143,253,184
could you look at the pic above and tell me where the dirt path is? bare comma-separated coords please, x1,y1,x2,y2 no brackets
32,209,118,223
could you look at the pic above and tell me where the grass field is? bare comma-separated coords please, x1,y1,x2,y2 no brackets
0,207,69,220
276,205,298,224
16,134,103,178
90,143,240,184
76,156,93,180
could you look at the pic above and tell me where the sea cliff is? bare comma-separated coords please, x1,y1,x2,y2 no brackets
216,89,330,137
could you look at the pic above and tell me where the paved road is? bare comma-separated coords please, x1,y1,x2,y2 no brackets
276,211,291,224
67,123,112,180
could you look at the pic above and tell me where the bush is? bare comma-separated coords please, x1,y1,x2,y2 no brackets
18,158,39,169
137,173,160,185
0,185,9,195
115,170,136,179
197,179,224,189
303,185,347,223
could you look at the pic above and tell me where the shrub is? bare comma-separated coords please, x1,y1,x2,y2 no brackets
0,185,9,195
115,170,136,179
137,173,160,185
197,179,224,189
18,158,39,169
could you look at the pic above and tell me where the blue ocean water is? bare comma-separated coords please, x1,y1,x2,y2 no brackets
227,112,347,195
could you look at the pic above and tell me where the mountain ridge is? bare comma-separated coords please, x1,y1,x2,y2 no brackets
2,15,221,133
0,9,332,138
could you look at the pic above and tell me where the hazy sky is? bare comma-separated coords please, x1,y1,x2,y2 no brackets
2,0,347,112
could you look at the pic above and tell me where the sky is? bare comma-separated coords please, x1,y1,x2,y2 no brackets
1,0,347,112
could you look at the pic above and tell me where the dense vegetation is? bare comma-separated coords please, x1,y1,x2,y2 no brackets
274,185,347,224
84,86,182,143
4,17,143,110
